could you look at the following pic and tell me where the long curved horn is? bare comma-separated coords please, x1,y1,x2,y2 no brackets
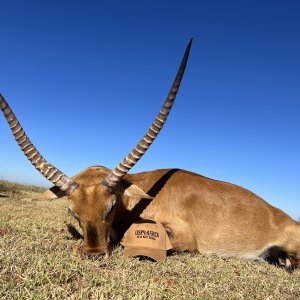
102,39,192,192
0,95,78,194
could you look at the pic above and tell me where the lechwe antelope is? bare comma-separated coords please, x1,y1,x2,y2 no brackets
1,39,299,271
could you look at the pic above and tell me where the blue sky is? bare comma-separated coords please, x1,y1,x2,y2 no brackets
0,1,299,219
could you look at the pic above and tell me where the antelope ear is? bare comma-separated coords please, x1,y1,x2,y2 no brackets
123,184,153,199
33,186,67,201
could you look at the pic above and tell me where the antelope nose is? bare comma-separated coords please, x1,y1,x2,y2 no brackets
84,251,105,259
78,246,106,259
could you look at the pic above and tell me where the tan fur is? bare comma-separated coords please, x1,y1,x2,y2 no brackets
45,166,300,268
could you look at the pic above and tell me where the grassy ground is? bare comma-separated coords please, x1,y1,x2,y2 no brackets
0,181,299,299
0,179,45,198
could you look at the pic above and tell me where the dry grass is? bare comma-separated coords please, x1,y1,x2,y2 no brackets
0,181,300,299
0,179,45,198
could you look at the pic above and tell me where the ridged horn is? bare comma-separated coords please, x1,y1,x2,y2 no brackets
102,38,193,192
0,94,78,194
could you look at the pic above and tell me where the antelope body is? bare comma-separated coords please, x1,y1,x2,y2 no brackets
1,39,299,271
64,166,300,269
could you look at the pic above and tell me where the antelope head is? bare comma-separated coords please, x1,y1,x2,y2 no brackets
0,39,192,257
